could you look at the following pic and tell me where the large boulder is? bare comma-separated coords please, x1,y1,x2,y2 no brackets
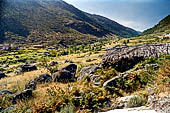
13,89,32,103
25,73,52,90
53,64,77,82
0,72,6,79
17,64,37,73
53,70,74,82
102,43,170,72
78,65,100,80
62,64,77,76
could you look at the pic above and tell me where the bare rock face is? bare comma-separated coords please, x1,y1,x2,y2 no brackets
102,43,170,72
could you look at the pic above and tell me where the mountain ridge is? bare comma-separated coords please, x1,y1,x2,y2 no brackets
0,0,139,45
142,15,170,35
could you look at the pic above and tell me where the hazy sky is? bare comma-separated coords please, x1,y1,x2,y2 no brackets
64,0,170,31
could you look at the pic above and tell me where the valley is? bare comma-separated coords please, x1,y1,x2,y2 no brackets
0,0,170,113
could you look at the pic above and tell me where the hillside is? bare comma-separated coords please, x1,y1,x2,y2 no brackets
0,0,138,45
142,15,170,35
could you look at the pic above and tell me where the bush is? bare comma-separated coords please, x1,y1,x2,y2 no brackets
128,95,146,108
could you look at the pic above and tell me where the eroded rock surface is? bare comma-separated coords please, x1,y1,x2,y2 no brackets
102,43,170,72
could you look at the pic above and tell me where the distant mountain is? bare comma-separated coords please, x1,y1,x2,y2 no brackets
0,0,138,45
142,15,170,35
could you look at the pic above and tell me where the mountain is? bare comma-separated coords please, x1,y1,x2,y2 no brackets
142,15,170,35
0,0,138,45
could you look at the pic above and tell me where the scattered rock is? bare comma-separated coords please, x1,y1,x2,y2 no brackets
0,72,6,79
25,73,52,90
13,89,32,103
78,65,100,80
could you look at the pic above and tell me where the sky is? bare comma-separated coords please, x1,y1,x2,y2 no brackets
64,0,170,31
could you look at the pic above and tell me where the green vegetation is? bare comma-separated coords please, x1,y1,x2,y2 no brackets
0,0,138,46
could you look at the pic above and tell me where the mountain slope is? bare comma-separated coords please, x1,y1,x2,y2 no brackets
142,15,170,35
0,0,138,45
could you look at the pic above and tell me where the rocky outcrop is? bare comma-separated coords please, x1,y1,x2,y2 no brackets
52,64,77,82
102,43,170,72
25,74,52,90
0,72,6,80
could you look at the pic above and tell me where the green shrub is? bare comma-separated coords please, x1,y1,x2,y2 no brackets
128,95,146,108
58,103,76,113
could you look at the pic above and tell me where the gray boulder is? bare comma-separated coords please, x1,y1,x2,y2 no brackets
53,64,77,82
13,89,32,104
25,73,52,90
78,65,100,80
62,64,77,74
0,72,6,79
53,70,74,82
17,64,37,73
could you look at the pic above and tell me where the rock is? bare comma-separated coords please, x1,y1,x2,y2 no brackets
64,59,72,63
25,73,52,90
99,109,157,113
53,70,75,82
0,64,9,68
49,61,58,66
0,90,13,95
0,72,6,79
1,105,17,113
13,89,32,103
17,64,37,73
103,73,129,87
145,64,159,71
62,64,77,76
102,43,170,72
150,96,170,113
0,107,3,112
78,65,100,80
52,64,77,82
90,74,101,85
